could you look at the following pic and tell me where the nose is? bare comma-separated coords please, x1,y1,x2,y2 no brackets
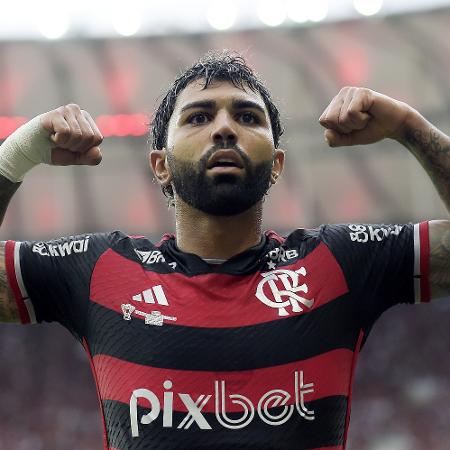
211,111,237,147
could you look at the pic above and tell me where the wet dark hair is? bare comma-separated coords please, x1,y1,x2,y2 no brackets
150,50,284,203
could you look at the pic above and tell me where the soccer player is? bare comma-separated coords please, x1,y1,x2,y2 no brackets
0,52,448,449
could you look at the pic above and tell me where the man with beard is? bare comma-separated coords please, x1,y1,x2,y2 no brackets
0,51,449,449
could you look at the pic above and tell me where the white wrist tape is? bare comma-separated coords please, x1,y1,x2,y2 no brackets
0,115,52,183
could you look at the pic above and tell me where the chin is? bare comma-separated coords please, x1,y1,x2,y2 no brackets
198,194,261,217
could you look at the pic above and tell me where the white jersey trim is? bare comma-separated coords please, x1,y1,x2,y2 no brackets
413,223,421,304
13,242,37,324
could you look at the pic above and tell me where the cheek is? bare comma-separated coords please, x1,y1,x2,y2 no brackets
170,139,199,162
244,131,275,160
170,127,209,160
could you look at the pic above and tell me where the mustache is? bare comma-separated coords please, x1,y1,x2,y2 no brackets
199,143,252,170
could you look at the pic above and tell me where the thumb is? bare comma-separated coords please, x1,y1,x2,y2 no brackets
324,129,355,147
51,147,103,166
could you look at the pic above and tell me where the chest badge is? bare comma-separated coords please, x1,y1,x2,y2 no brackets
255,267,314,316
121,284,177,326
121,304,177,326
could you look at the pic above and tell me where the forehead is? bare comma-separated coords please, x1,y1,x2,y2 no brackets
173,79,268,113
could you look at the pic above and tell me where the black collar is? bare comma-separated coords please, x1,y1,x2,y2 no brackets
159,232,281,276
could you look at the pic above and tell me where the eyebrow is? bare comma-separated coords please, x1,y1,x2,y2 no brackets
179,99,267,116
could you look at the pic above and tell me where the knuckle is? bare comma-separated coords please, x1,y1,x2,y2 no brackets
93,135,103,146
84,133,96,145
58,127,71,138
339,112,348,123
71,129,83,139
65,103,81,111
81,109,92,119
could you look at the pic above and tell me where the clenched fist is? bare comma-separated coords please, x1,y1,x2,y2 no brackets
41,104,103,166
319,87,413,147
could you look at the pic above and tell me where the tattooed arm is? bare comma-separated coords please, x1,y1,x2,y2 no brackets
320,87,450,300
401,113,450,213
0,176,21,322
400,114,450,300
0,105,103,323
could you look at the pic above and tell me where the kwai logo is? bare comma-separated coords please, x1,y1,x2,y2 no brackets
348,224,403,243
32,237,90,257
130,371,315,437
255,268,314,316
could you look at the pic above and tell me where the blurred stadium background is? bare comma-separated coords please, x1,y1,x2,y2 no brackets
0,0,449,449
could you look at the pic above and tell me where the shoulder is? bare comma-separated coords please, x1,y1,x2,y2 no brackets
18,230,157,262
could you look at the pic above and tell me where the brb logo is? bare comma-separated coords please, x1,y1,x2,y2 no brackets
255,268,314,316
130,371,315,437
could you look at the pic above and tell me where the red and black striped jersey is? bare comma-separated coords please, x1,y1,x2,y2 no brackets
5,222,430,450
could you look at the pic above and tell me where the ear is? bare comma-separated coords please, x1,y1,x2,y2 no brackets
149,148,172,188
270,148,285,185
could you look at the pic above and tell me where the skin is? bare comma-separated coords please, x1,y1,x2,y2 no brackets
319,86,450,299
0,104,103,322
150,80,285,260
1,84,449,323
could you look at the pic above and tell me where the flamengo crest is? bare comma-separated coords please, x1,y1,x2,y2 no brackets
255,267,314,316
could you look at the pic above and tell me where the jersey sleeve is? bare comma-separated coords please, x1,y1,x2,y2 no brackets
4,232,117,340
319,222,430,324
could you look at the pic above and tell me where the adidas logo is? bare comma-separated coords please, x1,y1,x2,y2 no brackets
132,286,169,306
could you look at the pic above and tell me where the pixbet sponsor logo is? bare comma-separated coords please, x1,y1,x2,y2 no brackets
348,224,403,243
130,371,315,437
255,268,314,316
32,237,90,257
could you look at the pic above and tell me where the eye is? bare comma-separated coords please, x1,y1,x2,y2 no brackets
187,112,210,125
238,112,259,125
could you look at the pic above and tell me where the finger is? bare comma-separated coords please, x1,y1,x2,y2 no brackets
319,90,352,134
55,104,84,150
318,104,332,130
324,124,383,148
70,111,97,153
324,129,354,147
51,146,103,166
341,90,372,130
82,110,103,147
42,109,71,146
338,88,360,130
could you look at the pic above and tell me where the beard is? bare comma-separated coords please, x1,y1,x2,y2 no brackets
166,144,273,216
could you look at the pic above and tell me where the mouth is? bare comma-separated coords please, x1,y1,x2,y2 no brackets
206,149,245,172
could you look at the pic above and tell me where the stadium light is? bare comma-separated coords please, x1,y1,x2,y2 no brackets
306,0,329,23
353,0,384,16
111,3,141,37
257,0,287,27
207,1,237,31
287,0,309,24
35,1,70,39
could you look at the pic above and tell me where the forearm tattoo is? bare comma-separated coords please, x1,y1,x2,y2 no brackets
404,127,450,211
0,243,19,322
0,175,21,226
0,175,21,322
405,128,450,158
429,223,450,299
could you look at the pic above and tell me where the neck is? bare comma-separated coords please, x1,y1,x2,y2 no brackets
174,197,263,260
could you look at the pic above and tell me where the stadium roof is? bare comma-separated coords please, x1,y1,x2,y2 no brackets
1,0,450,40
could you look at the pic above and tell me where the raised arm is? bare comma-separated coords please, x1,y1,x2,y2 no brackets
319,86,450,300
0,105,103,323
